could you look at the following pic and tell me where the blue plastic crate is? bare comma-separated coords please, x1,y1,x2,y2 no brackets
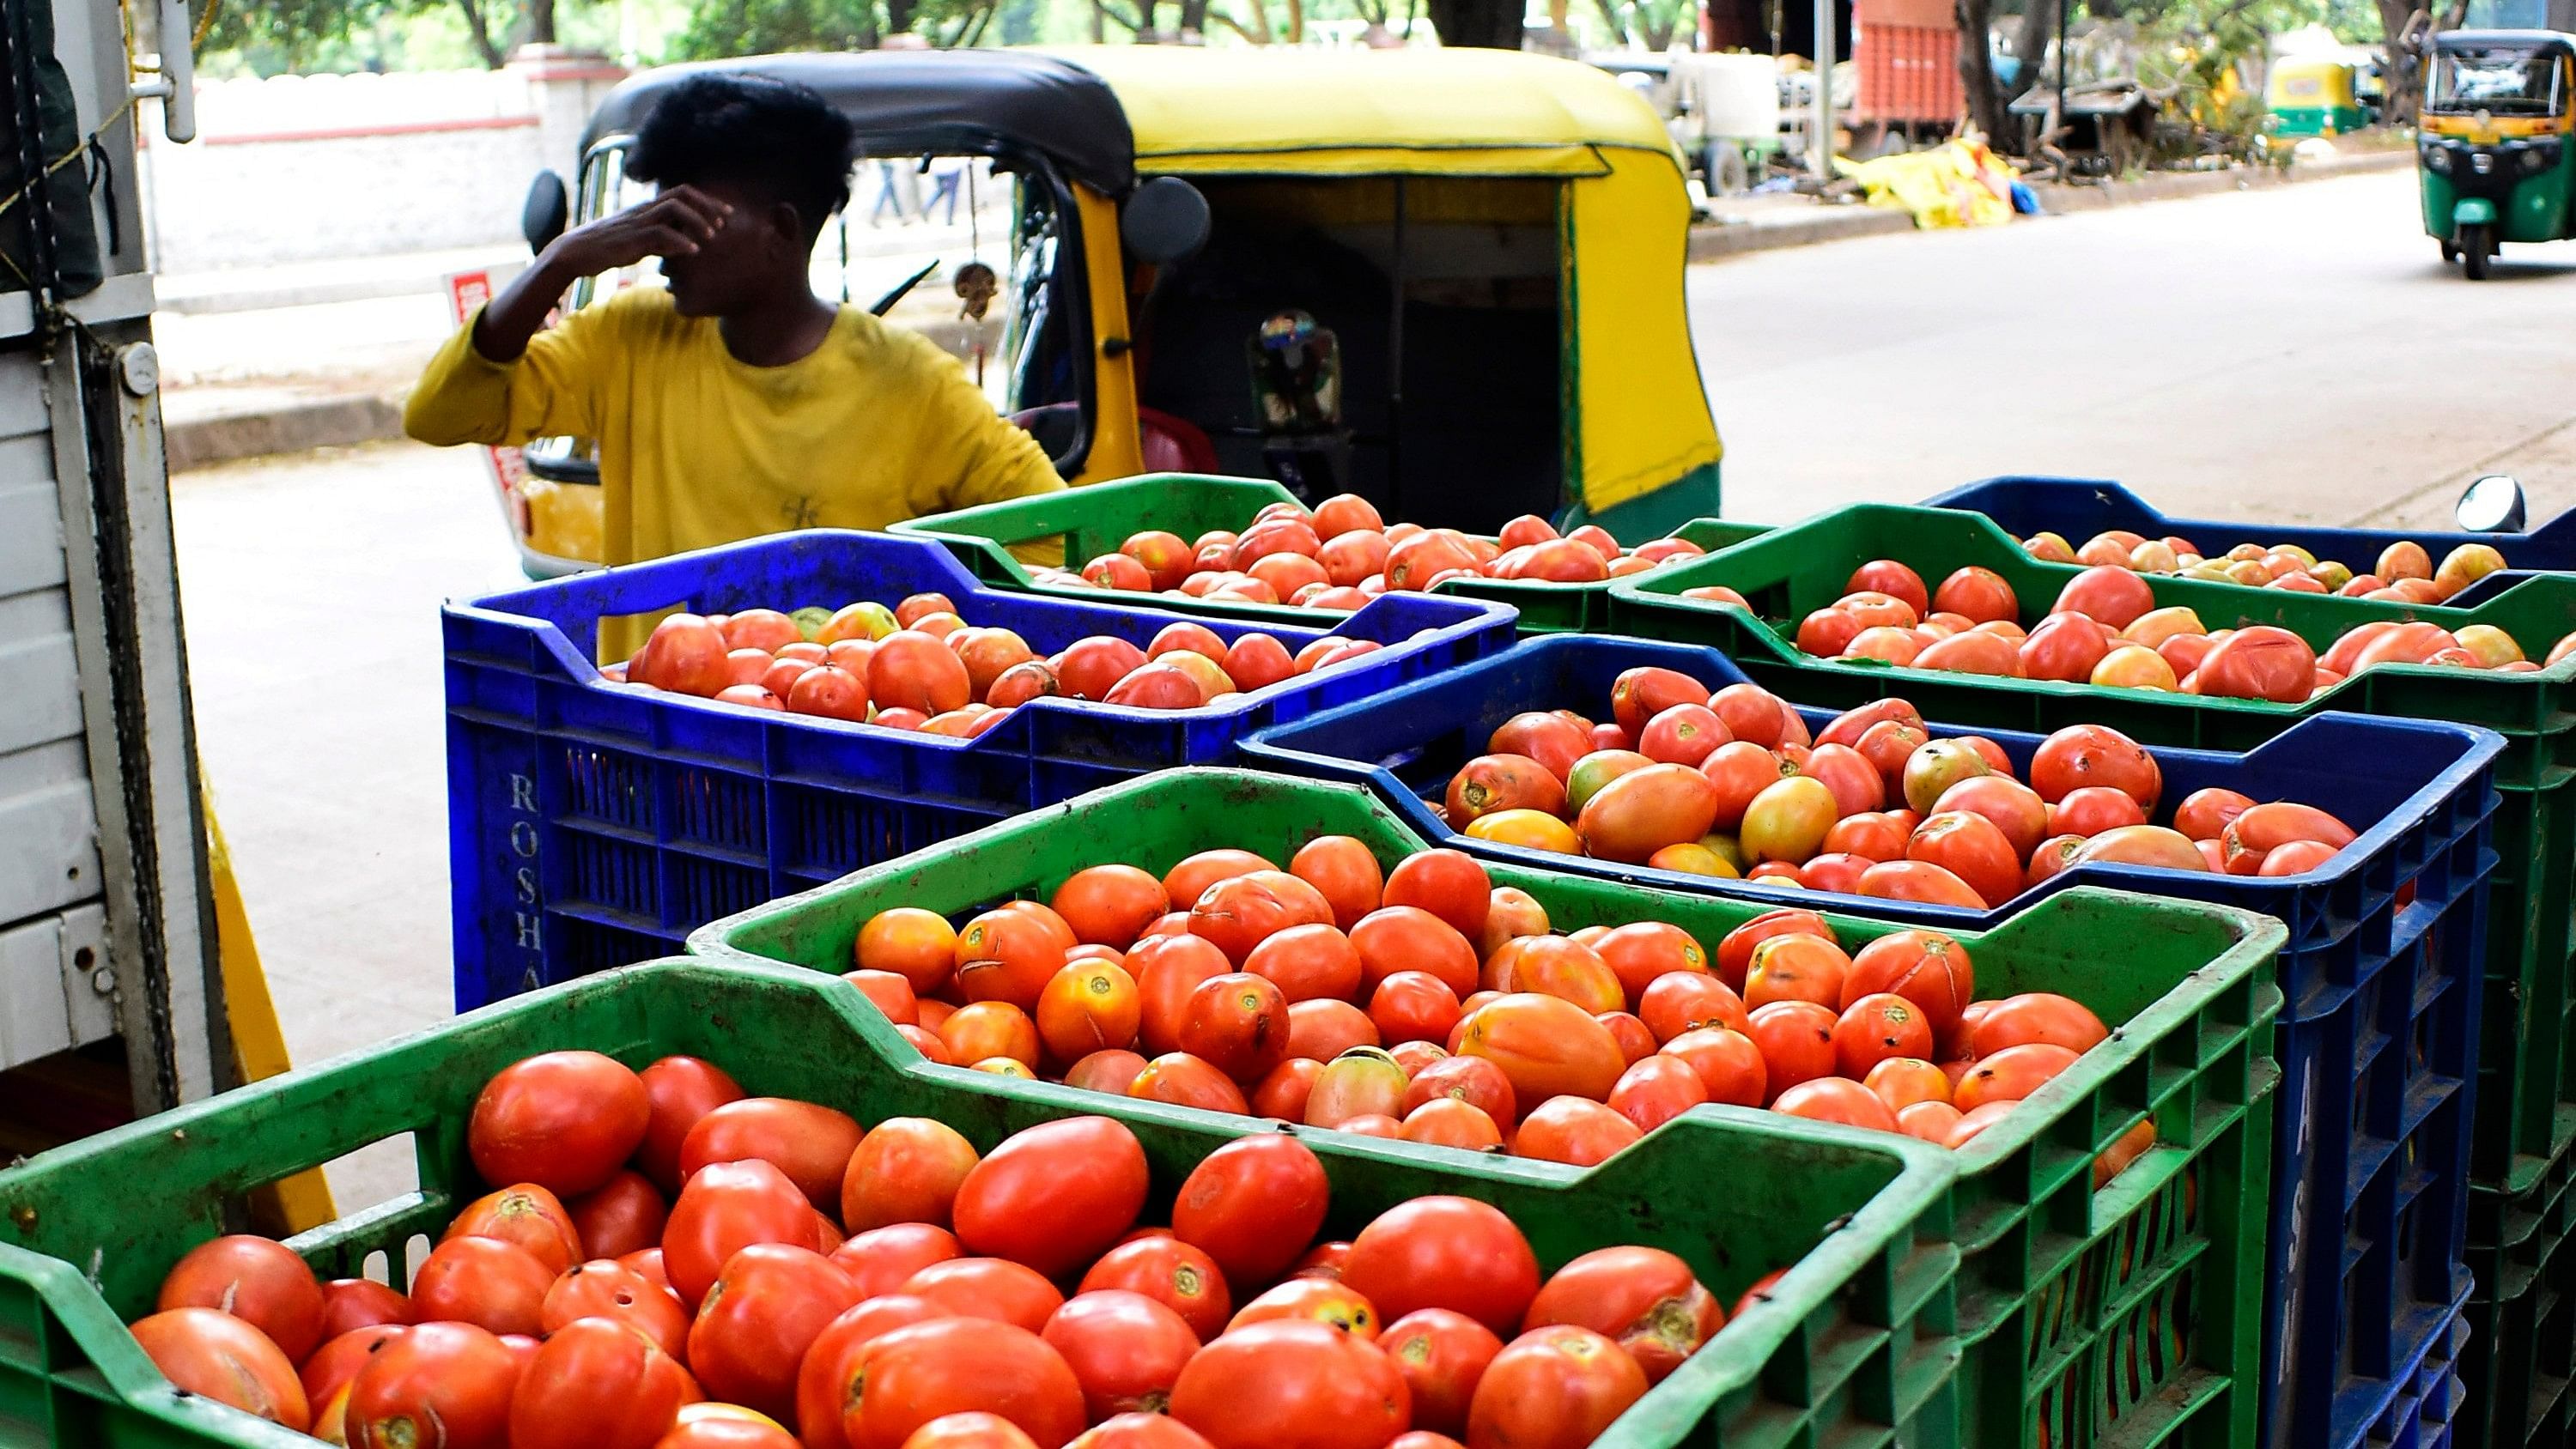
444,529,1515,1010
1240,633,2504,1449
2360,1292,2468,1449
1923,475,2576,579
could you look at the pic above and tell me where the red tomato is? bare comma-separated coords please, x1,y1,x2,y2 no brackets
1464,1326,1648,1449
2026,724,2161,809
1741,931,1852,1010
1171,1132,1332,1288
902,1414,1042,1449
301,1325,405,1416
1370,971,1465,1046
637,1056,748,1193
1636,971,1750,1044
2016,613,2111,683
1597,1055,1700,1132
1344,1197,1542,1336
1744,1000,1838,1100
841,1319,1087,1449
1953,1044,2082,1112
1042,1290,1203,1420
316,1277,415,1340
2053,785,2148,838
1521,1246,1722,1384
1712,909,1837,991
511,1314,695,1449
687,1243,862,1418
540,1258,687,1357
1382,851,1494,941
1832,993,1936,1078
799,1300,963,1446
1772,1076,1902,1132
564,1171,668,1260
1381,1311,1504,1435
1511,1097,1643,1166
664,1158,817,1308
409,1234,551,1337
1402,1055,1522,1133
951,1117,1148,1277
155,1234,327,1363
2196,626,2318,703
131,1307,310,1430
1905,810,2018,907
1069,1416,1220,1449
831,1223,962,1298
1230,1277,1384,1337
903,1258,1066,1334
1458,994,1626,1105
841,1117,980,1233
1129,1053,1253,1114
2050,567,2156,629
1846,561,1930,615
2173,787,2258,842
1856,859,1988,910
1168,1321,1412,1449
1841,930,1976,1044
469,1051,651,1198
345,1320,517,1449
1661,1028,1767,1106
1401,1098,1508,1150
679,1098,864,1212
1970,992,2110,1056
1929,776,2047,861
1080,1236,1235,1343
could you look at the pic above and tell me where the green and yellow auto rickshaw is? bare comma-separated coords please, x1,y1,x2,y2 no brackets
2418,29,2576,279
506,46,1724,576
2266,58,2366,136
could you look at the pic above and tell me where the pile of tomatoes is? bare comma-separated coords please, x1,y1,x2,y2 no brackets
611,591,1391,731
2021,526,2506,603
1789,560,2576,701
1044,494,1705,611
1440,681,2361,906
845,838,2136,1161
126,1051,1767,1449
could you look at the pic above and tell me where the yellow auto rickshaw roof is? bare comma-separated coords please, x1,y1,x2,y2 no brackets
1048,45,1680,174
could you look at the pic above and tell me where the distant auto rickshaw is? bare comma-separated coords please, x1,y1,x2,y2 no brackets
2265,58,2365,136
2417,29,2576,280
505,46,1723,576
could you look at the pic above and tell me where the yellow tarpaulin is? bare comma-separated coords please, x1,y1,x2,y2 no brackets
1838,139,2019,228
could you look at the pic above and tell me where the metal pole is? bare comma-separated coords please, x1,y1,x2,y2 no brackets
1809,0,1833,178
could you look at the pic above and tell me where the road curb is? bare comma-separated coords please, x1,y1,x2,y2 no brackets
166,392,407,473
1685,146,2415,259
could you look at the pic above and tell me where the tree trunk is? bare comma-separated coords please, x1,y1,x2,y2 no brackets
888,0,919,36
1957,0,2014,138
1179,0,1210,36
1592,0,1630,43
1426,0,1523,46
526,0,555,43
1285,0,1303,40
452,0,506,67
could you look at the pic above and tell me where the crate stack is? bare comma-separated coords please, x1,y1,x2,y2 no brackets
7,472,2572,1449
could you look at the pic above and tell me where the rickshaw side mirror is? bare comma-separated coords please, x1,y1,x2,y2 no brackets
523,172,571,255
1121,177,1211,266
2458,474,2529,532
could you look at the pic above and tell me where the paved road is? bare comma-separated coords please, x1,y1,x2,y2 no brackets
1692,167,2576,530
167,167,2574,1205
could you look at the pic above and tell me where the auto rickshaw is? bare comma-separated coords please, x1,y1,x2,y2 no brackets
2265,57,2365,136
2417,29,2576,279
502,46,1723,577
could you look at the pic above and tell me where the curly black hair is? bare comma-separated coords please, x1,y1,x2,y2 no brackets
627,73,860,237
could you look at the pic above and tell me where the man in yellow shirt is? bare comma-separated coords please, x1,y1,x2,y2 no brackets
405,74,1064,603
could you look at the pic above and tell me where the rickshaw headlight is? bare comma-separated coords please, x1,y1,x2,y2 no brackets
2424,143,2452,172
2522,142,2555,173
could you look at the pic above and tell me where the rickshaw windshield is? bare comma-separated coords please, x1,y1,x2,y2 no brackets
2427,46,2567,115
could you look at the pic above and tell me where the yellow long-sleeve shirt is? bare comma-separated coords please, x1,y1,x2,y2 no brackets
406,288,1066,650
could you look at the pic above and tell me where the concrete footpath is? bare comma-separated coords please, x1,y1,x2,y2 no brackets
159,146,2415,472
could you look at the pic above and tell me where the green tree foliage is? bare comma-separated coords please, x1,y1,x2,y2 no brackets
667,0,999,53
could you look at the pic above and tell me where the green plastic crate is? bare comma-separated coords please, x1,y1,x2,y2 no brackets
892,472,1769,635
2460,1138,2576,1449
1610,500,2576,1199
692,767,2285,1449
0,958,1957,1449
